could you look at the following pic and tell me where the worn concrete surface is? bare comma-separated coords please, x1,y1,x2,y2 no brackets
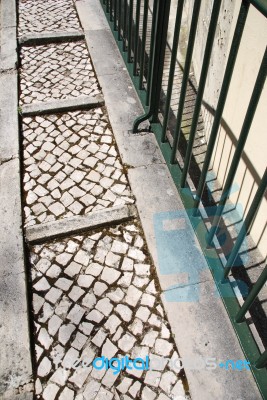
77,0,262,398
26,205,137,244
21,95,105,116
0,0,33,397
0,0,17,70
19,31,85,46
0,72,19,160
0,159,33,398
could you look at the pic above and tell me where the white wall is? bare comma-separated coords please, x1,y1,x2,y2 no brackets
181,0,267,258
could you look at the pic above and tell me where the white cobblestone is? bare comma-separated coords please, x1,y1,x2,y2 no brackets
96,298,113,316
48,314,63,336
154,339,173,357
62,347,79,369
58,324,76,345
72,332,87,350
105,251,121,268
38,328,52,349
117,377,133,394
115,304,132,322
92,328,108,347
121,257,134,271
141,330,158,347
50,368,70,386
117,272,133,287
101,267,121,284
86,310,104,323
77,274,94,288
141,293,156,308
142,387,157,400
104,315,121,335
68,286,85,302
101,339,118,359
43,383,59,400
125,285,142,307
34,277,50,291
38,356,52,377
83,379,101,400
67,305,85,325
118,333,136,352
134,264,150,276
93,281,108,296
144,371,162,388
129,318,144,336
59,387,75,400
159,371,177,394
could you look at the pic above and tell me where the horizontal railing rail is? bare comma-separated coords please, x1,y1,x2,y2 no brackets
100,0,267,396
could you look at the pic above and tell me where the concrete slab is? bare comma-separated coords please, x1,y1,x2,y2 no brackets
21,94,105,116
128,164,213,291
1,0,16,28
19,31,85,46
0,160,33,396
0,2,32,395
83,31,165,167
0,0,17,70
0,26,17,70
162,280,260,400
84,29,125,77
76,0,110,32
0,72,19,160
77,0,262,398
26,204,137,244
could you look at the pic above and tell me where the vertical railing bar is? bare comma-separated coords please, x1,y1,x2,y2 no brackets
149,0,171,123
255,349,267,369
223,168,267,279
139,0,149,90
110,0,113,20
127,0,134,63
114,0,117,29
123,0,128,51
118,0,122,39
180,0,223,186
207,47,267,245
133,0,171,131
161,0,185,142
235,266,267,323
193,0,250,211
170,0,202,164
107,0,110,13
134,0,141,75
146,1,159,106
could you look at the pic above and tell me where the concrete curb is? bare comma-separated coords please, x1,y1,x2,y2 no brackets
0,0,17,70
76,1,261,399
18,31,85,46
21,95,105,116
0,0,33,398
26,205,137,244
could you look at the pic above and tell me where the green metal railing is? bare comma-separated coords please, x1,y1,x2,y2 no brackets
100,0,267,396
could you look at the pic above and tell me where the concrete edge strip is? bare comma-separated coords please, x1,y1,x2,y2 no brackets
25,204,138,244
18,31,85,46
1,0,16,28
21,95,105,116
0,0,17,71
0,0,34,397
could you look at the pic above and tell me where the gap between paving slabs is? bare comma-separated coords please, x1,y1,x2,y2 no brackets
17,1,192,398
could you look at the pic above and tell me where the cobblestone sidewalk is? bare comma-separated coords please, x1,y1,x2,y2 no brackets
18,0,190,399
